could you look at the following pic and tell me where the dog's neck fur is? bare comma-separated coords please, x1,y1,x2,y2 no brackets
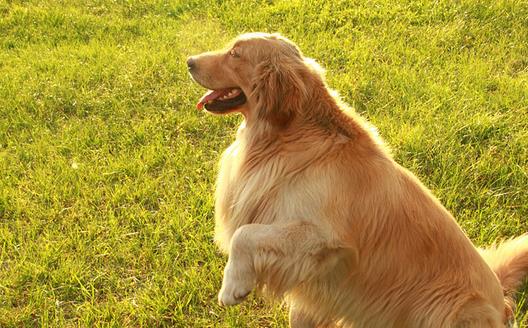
242,74,385,160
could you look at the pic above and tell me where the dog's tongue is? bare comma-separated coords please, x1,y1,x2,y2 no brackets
197,89,226,110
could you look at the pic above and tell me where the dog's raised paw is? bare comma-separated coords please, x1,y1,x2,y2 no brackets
217,266,255,306
218,284,251,306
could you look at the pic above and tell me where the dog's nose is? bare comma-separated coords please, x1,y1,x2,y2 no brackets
187,57,196,71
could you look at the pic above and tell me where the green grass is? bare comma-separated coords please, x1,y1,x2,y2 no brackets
0,0,527,326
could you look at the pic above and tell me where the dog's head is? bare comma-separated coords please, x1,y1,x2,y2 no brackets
187,33,322,127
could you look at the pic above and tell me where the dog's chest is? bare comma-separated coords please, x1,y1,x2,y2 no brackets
214,138,329,249
215,140,283,227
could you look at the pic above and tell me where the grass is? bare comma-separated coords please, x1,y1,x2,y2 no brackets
0,0,527,326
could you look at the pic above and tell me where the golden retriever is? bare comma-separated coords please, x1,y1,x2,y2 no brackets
187,33,528,327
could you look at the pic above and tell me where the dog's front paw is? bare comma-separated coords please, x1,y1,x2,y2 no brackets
218,264,255,306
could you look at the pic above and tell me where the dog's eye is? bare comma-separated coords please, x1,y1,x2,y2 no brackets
229,48,240,58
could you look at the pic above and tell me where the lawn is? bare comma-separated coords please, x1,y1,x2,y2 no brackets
0,0,527,326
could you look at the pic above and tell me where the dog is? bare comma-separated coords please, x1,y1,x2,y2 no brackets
187,32,528,327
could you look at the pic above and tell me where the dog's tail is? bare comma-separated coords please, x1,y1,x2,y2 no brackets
480,234,528,318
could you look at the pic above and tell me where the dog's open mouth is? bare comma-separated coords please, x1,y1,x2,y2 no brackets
196,88,247,112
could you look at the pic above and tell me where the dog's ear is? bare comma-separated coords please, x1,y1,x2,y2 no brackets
251,55,308,128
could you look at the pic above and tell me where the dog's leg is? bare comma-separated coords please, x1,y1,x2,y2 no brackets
289,303,321,328
452,297,505,328
218,222,341,306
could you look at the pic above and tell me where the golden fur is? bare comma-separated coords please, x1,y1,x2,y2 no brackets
188,33,528,327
